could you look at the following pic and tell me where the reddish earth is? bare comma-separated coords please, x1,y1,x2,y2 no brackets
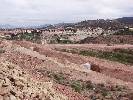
1,40,133,100
14,41,133,83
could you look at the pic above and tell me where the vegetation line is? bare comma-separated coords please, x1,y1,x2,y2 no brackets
58,48,133,65
36,69,131,99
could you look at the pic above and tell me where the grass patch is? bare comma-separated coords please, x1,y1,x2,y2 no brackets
52,73,67,84
70,81,82,93
59,48,133,65
37,69,132,99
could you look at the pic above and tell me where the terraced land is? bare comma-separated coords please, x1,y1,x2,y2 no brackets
0,40,133,100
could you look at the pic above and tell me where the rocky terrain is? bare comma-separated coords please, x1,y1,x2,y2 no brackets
0,40,67,100
0,61,67,100
0,39,133,100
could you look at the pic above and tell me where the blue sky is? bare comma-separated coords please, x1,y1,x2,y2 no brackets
0,0,133,25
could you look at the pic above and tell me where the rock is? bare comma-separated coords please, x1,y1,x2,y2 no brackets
105,95,112,99
3,95,10,100
30,47,34,51
0,73,5,80
15,77,27,84
8,77,15,83
0,95,4,100
10,90,16,96
83,63,91,70
0,87,10,95
3,78,11,87
0,80,4,88
7,65,14,69
0,61,68,100
14,80,24,88
10,95,17,100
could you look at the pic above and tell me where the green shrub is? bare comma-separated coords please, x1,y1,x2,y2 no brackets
58,40,73,44
6,32,42,43
83,81,94,90
71,81,82,93
79,50,97,57
101,90,108,97
53,73,66,84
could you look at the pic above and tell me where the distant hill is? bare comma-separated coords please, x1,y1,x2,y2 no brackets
0,17,133,29
74,17,133,30
0,24,51,29
116,17,133,24
54,23,75,28
75,19,123,30
0,24,16,29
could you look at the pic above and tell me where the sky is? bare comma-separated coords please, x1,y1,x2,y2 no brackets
0,0,133,25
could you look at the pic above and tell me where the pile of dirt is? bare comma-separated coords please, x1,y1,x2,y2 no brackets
80,35,133,44
0,61,67,100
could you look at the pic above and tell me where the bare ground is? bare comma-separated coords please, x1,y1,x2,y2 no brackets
0,40,133,100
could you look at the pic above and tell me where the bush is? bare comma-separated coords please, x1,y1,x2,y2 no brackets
58,40,73,44
71,81,82,93
114,30,133,35
53,73,66,84
82,81,94,90
6,32,42,43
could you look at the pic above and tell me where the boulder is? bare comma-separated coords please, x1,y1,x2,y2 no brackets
83,63,91,70
10,95,17,100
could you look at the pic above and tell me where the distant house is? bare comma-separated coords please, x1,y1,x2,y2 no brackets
27,30,32,33
129,28,133,31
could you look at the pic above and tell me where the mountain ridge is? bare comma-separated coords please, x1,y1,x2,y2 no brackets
0,17,133,29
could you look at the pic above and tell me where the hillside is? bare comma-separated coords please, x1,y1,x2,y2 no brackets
0,40,133,100
75,17,133,30
80,35,133,44
116,17,133,24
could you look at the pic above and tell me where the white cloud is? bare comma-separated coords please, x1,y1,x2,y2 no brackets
0,0,133,25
